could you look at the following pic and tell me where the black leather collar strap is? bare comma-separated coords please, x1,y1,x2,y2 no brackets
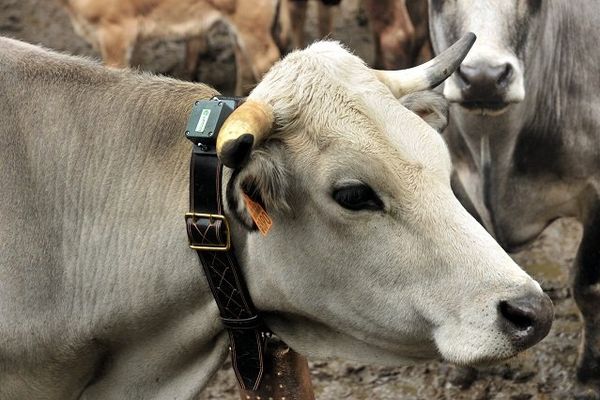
184,97,267,391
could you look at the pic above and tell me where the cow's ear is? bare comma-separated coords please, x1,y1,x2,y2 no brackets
400,91,449,132
226,141,290,230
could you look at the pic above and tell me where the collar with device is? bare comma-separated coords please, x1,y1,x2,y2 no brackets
184,96,267,391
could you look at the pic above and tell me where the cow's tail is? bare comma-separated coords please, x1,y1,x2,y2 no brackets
273,0,292,53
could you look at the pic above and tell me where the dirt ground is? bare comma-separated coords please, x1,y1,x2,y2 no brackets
0,0,591,398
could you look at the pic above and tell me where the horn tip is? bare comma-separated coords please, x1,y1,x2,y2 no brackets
219,133,255,169
463,32,477,47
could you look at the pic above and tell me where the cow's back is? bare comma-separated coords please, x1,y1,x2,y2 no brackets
0,37,229,399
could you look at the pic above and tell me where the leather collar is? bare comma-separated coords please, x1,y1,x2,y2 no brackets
184,97,268,391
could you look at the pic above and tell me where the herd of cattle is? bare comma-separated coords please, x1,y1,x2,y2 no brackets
59,0,432,95
1,0,599,398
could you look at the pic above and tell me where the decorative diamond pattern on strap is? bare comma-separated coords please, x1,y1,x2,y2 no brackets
206,252,251,319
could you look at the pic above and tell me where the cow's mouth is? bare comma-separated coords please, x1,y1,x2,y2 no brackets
459,101,510,115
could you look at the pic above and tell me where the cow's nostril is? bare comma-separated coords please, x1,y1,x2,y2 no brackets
499,300,534,330
497,293,553,350
496,63,513,87
457,65,472,88
456,62,515,106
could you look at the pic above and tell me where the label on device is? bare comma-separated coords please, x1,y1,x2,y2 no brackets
195,109,211,133
242,194,273,236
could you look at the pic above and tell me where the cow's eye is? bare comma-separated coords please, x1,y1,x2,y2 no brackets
333,184,384,211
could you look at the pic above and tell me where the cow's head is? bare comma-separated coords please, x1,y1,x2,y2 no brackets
429,0,543,116
218,35,552,366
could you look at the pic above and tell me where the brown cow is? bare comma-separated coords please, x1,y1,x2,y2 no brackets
287,0,340,49
60,0,282,95
287,0,430,69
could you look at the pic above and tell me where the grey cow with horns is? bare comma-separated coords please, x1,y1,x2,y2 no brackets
429,0,600,395
0,33,552,399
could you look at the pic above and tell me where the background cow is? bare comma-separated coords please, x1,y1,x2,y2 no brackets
0,34,553,399
288,0,431,69
429,0,600,395
60,0,282,95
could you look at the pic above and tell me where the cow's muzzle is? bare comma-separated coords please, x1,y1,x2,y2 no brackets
453,60,521,114
497,291,554,350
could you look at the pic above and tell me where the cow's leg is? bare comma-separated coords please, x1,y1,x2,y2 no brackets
288,0,308,48
231,2,281,95
573,207,600,392
232,41,255,96
275,0,292,52
184,36,208,81
232,36,279,96
317,1,339,39
406,0,431,64
371,31,384,70
364,0,415,69
96,22,139,68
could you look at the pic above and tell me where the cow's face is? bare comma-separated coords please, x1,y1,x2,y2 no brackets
221,40,552,366
429,0,542,116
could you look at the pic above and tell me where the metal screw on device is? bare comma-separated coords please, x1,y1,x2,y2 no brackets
197,143,209,152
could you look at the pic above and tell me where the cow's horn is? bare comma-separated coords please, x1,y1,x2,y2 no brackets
216,100,274,168
374,32,476,98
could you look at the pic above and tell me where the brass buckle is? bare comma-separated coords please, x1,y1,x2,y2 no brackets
185,213,231,251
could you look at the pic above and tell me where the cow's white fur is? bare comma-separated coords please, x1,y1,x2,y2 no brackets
0,37,545,399
230,41,543,365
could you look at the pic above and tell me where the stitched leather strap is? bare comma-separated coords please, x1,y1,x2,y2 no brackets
186,107,267,391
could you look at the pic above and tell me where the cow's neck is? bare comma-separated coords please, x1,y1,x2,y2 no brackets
452,105,519,178
514,1,570,169
505,1,588,191
31,66,244,395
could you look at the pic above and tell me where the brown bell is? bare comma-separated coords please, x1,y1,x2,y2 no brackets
238,338,315,400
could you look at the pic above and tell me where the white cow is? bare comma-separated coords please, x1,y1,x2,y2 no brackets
0,35,552,399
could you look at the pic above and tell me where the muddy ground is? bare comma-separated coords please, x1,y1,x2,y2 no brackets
0,0,590,398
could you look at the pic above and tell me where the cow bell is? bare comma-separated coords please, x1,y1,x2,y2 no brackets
238,338,316,400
